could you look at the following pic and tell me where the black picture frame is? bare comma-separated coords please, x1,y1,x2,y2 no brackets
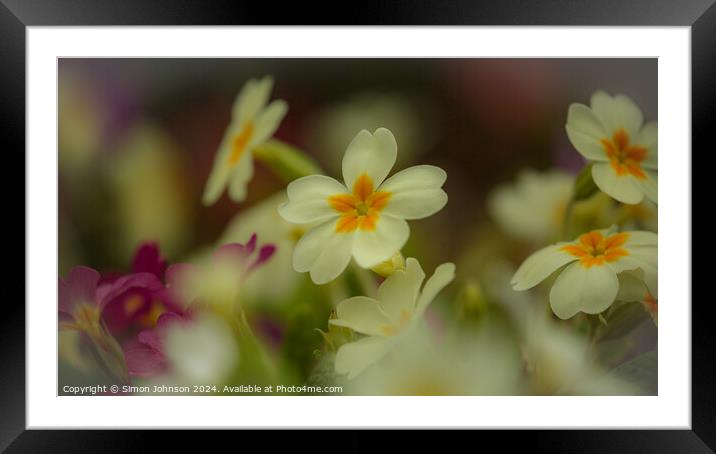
2,0,709,450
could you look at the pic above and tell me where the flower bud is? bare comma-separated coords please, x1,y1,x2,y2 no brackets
370,251,405,278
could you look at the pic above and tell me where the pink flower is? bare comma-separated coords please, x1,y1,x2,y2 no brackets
98,242,182,338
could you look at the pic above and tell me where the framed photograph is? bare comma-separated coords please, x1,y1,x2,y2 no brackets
5,0,709,449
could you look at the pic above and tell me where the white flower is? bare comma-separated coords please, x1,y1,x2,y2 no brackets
566,91,657,205
485,262,640,395
329,258,455,379
523,316,639,395
488,169,572,242
345,326,522,395
163,313,239,385
511,226,657,319
278,128,448,284
203,76,288,205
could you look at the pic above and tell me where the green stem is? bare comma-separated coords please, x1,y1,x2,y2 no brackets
236,307,278,382
561,195,576,241
253,139,323,183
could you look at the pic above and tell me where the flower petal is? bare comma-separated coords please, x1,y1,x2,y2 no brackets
416,262,456,313
250,99,288,146
377,258,425,320
616,270,649,302
59,266,100,315
591,91,643,138
131,242,167,278
233,76,273,124
227,149,254,203
379,165,448,219
623,230,658,248
335,336,390,379
293,220,354,284
565,103,610,161
98,272,163,311
591,162,644,204
202,138,233,206
608,246,657,298
638,121,658,170
636,170,657,204
352,215,409,268
511,244,576,291
123,338,167,377
342,128,397,189
331,296,392,336
549,261,619,319
278,175,347,224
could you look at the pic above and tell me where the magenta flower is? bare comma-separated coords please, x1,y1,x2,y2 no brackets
131,241,168,278
99,242,182,337
60,266,163,336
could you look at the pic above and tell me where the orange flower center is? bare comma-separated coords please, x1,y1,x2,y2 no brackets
328,173,391,233
561,230,630,268
227,122,254,166
600,128,647,179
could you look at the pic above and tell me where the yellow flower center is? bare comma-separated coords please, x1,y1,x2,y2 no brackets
124,294,144,315
328,173,391,233
379,308,412,336
227,122,254,166
61,303,103,338
561,230,629,268
600,128,647,179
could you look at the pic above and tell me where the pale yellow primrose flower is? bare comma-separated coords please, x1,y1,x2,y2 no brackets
566,91,657,205
278,128,448,284
488,169,573,243
345,326,522,395
511,226,657,319
203,76,288,205
329,258,455,379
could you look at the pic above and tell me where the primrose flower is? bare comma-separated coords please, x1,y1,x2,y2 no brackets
278,128,448,284
488,169,573,242
60,266,163,337
59,266,161,382
346,326,522,396
166,234,276,310
100,242,182,337
203,76,288,205
566,91,657,204
511,226,657,320
329,258,455,379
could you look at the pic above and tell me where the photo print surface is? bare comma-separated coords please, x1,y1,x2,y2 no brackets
58,58,657,396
